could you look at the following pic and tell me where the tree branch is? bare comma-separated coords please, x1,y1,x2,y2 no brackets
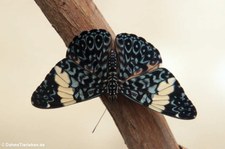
34,0,180,148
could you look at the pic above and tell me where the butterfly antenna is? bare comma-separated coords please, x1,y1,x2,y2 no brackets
92,108,107,133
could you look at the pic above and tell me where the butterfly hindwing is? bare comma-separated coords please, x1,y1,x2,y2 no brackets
115,33,162,82
31,58,105,109
121,68,197,119
66,29,112,80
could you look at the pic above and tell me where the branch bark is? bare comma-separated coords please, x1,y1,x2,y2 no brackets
34,0,180,148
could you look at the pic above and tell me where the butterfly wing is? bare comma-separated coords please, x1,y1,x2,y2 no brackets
121,68,197,119
32,29,112,108
116,33,196,119
32,58,105,108
67,29,111,80
115,33,162,82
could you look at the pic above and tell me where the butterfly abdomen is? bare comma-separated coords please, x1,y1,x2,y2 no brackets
106,50,119,99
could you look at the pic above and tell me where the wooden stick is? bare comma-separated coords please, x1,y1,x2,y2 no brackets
34,0,180,148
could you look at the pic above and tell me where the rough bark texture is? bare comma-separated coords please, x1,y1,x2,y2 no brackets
34,0,180,148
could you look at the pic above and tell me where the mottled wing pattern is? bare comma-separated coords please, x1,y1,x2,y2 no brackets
32,29,197,119
121,68,197,119
67,29,111,80
115,33,162,82
31,59,104,108
116,33,196,119
32,29,112,108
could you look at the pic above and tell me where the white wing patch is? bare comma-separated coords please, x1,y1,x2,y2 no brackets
61,98,76,105
58,92,73,99
152,100,169,105
55,66,70,86
55,75,68,87
62,100,77,106
157,78,176,91
158,86,174,96
149,77,176,112
58,86,74,95
149,105,165,112
157,78,175,95
54,66,76,106
152,94,169,101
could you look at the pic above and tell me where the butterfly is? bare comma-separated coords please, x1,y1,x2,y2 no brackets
31,29,197,119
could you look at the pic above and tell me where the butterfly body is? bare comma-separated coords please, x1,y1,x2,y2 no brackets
32,29,197,119
106,50,119,100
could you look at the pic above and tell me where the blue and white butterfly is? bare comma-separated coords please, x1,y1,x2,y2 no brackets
32,29,197,119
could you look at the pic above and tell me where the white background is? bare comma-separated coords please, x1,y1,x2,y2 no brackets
1,0,225,148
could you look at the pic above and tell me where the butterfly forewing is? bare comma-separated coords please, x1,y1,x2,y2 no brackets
31,58,105,108
121,68,197,119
